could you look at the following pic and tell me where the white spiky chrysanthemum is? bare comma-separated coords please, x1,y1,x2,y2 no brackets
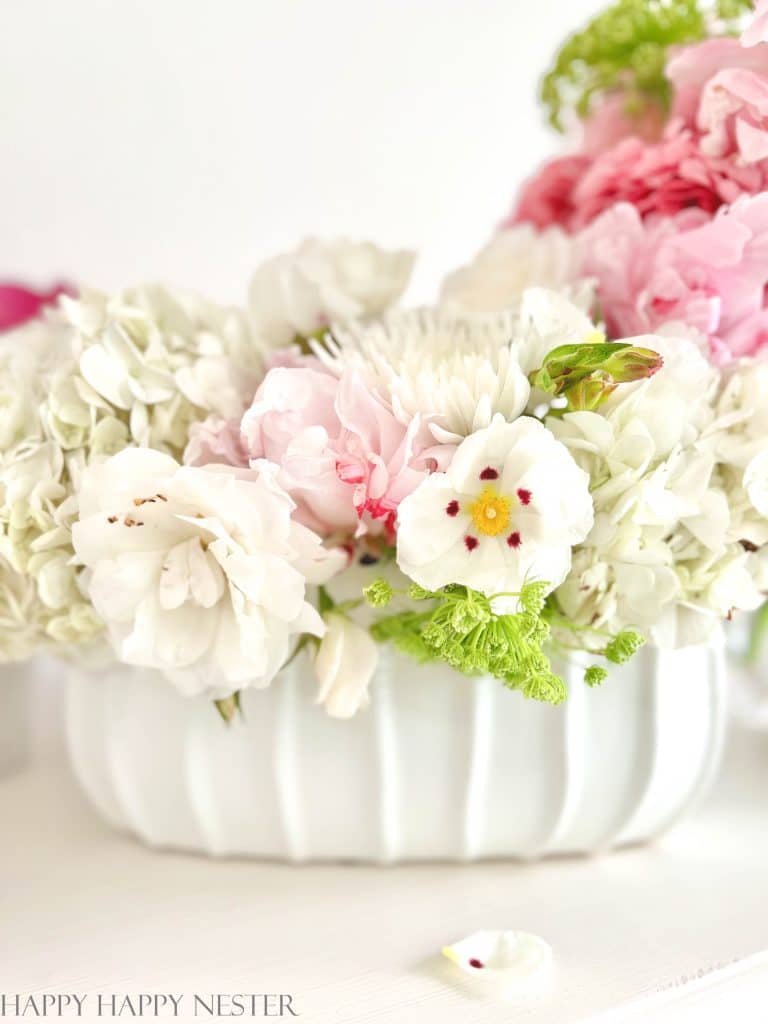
315,289,599,444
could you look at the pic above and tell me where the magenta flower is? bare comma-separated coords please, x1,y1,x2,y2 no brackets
0,281,72,331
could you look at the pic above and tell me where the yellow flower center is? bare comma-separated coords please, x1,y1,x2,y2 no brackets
468,486,512,537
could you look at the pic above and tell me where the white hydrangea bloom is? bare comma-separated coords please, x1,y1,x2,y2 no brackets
54,285,259,455
440,224,593,315
0,555,47,662
396,416,593,600
550,336,766,648
0,317,102,659
708,359,768,544
0,285,262,662
248,238,415,351
71,449,345,697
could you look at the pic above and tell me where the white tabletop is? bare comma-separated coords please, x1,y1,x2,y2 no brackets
2,677,767,1024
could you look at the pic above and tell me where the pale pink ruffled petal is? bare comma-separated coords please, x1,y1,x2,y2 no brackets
579,195,768,362
742,0,768,47
239,365,453,540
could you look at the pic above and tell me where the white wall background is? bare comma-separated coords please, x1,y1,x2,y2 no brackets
1,0,602,305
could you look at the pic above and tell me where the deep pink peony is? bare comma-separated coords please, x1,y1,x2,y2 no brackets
239,366,449,539
508,154,591,231
571,130,765,228
0,281,72,331
580,196,768,362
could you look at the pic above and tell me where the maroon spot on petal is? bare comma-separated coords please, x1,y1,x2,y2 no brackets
445,500,460,517
469,958,484,969
517,488,532,506
465,536,479,552
507,531,521,548
479,466,499,480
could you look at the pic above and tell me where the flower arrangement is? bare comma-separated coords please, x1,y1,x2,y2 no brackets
3,2,768,724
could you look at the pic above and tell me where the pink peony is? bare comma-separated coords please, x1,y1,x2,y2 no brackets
580,93,665,156
0,281,72,331
185,416,249,468
667,31,768,166
742,0,768,47
571,130,765,228
580,196,768,362
508,154,591,231
240,366,448,539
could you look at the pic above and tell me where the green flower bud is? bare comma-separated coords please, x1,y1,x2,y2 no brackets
605,630,645,664
422,622,448,651
363,577,394,608
520,671,567,705
519,580,550,616
530,341,663,411
584,665,608,687
450,600,490,634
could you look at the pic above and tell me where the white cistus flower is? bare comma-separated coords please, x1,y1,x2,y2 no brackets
71,449,344,697
396,415,593,599
440,224,593,315
248,238,416,350
313,612,379,718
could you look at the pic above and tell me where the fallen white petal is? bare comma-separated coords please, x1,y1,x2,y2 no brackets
442,930,553,994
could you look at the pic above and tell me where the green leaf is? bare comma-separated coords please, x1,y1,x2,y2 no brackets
214,691,241,724
746,601,768,665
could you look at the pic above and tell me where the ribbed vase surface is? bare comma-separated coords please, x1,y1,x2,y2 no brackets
66,644,725,861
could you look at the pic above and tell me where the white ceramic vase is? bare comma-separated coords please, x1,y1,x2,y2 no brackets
66,641,726,862
0,662,31,776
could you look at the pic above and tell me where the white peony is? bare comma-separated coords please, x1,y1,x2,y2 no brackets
440,224,593,315
396,415,593,600
72,449,344,697
313,613,379,718
248,238,415,350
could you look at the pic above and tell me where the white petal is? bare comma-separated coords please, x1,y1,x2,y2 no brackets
442,930,553,995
